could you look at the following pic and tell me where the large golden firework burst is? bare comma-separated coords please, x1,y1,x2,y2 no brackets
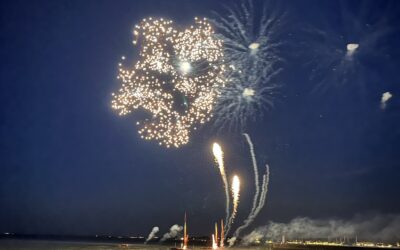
112,17,225,148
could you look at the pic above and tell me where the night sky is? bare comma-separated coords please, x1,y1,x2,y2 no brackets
1,0,400,237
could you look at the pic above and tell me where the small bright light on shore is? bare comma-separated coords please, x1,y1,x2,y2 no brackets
179,61,192,75
243,88,255,97
347,43,359,52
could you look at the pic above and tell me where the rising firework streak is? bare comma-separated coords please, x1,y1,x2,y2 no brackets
220,219,225,247
170,213,188,250
212,234,218,249
215,222,218,247
227,175,241,235
212,143,230,229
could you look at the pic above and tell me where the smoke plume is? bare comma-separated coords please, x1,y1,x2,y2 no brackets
242,214,400,245
243,133,260,217
161,224,183,242
229,134,272,246
227,237,237,247
145,226,159,243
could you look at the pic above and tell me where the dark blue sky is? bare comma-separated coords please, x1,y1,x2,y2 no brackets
1,0,399,237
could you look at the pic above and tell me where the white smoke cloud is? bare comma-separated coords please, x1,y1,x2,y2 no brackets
145,226,159,243
381,91,393,109
242,214,400,245
242,229,265,245
228,237,237,247
161,224,183,242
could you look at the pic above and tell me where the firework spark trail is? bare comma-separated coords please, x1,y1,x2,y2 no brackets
230,165,270,246
243,133,259,216
228,134,271,246
226,175,241,235
212,143,230,230
254,165,270,219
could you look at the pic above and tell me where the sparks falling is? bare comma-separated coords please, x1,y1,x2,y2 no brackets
112,17,225,148
212,143,230,227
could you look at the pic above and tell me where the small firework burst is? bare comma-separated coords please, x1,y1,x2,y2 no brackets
213,67,280,131
308,1,396,94
211,0,284,130
211,0,284,74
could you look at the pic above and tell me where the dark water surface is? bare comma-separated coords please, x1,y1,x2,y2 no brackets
0,240,174,250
